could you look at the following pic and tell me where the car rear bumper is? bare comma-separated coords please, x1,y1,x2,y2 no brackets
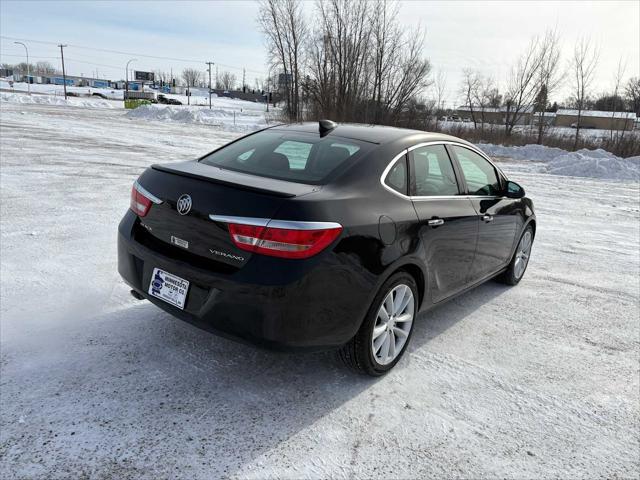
117,211,370,351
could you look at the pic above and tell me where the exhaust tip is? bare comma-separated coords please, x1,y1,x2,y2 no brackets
130,289,145,301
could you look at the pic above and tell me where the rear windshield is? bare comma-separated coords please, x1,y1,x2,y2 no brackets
199,130,372,184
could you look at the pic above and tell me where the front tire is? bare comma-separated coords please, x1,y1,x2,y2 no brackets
339,272,418,376
497,225,534,285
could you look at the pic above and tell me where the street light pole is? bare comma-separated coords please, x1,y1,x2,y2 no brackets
206,61,214,109
14,42,30,95
125,58,137,103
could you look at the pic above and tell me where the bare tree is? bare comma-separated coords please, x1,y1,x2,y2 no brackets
259,0,306,121
570,37,599,149
535,29,563,143
259,0,431,126
181,68,202,87
474,75,499,130
433,70,447,129
503,36,545,136
312,0,372,121
34,61,56,76
460,69,480,128
153,70,171,86
369,0,401,123
609,57,627,142
625,77,640,116
219,71,237,90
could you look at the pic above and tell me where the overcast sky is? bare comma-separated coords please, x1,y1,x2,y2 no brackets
1,0,638,107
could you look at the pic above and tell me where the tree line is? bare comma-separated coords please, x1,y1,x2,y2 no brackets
2,61,58,76
258,0,638,154
259,0,432,124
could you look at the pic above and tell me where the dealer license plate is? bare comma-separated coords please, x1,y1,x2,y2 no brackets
148,268,189,310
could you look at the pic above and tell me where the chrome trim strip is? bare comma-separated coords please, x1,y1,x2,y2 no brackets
267,220,342,230
379,140,507,201
134,181,163,204
209,215,342,230
209,215,270,227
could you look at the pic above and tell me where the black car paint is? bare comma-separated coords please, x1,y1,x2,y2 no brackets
118,123,535,350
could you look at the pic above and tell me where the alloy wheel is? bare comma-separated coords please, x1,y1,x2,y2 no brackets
514,229,532,279
371,284,414,365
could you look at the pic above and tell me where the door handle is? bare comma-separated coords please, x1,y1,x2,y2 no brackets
482,214,493,223
428,218,445,227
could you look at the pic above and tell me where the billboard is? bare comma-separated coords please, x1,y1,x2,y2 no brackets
134,71,154,82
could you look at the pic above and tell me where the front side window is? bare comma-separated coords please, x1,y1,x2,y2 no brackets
200,131,369,184
452,146,501,196
410,144,459,196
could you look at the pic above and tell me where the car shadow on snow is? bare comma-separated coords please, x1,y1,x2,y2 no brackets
3,281,510,477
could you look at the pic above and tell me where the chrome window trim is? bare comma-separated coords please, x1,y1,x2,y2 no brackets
134,181,163,204
379,140,507,201
209,214,342,230
380,150,409,199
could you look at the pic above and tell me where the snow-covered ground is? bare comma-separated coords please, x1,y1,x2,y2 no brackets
125,101,272,132
439,119,640,142
480,143,639,181
1,100,639,479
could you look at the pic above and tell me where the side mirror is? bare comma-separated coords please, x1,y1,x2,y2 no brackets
505,181,525,199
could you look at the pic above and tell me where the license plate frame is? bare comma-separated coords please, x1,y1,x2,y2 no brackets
148,267,189,310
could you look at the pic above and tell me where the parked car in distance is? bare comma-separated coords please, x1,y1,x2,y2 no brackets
157,94,182,105
118,120,535,375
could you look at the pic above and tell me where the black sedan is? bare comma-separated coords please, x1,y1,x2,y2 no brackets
118,121,535,375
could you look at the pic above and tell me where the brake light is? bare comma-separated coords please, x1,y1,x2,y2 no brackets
130,181,162,217
228,223,342,259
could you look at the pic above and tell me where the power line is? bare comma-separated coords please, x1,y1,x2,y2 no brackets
0,35,269,76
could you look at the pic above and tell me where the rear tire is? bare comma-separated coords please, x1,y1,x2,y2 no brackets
339,272,418,376
497,225,534,286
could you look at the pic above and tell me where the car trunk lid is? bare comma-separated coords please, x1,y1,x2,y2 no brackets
134,161,320,270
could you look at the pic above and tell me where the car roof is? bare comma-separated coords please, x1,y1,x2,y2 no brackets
268,122,469,146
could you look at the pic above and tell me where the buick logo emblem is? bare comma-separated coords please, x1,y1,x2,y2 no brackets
176,194,192,215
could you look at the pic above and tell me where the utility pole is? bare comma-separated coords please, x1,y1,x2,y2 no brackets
58,44,68,100
215,65,218,89
242,68,246,93
206,61,214,109
14,42,30,95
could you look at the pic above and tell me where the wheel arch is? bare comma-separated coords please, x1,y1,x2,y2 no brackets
378,259,427,310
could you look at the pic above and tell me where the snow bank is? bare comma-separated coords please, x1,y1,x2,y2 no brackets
479,143,639,181
0,92,115,109
125,104,268,132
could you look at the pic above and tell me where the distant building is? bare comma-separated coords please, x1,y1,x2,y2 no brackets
532,112,556,126
555,109,636,131
456,106,534,125
11,74,114,89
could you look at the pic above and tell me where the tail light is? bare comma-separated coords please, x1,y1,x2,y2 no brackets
130,181,162,217
227,221,342,259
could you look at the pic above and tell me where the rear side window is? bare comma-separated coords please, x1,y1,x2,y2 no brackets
384,156,407,195
452,146,501,195
200,131,370,184
410,144,459,196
